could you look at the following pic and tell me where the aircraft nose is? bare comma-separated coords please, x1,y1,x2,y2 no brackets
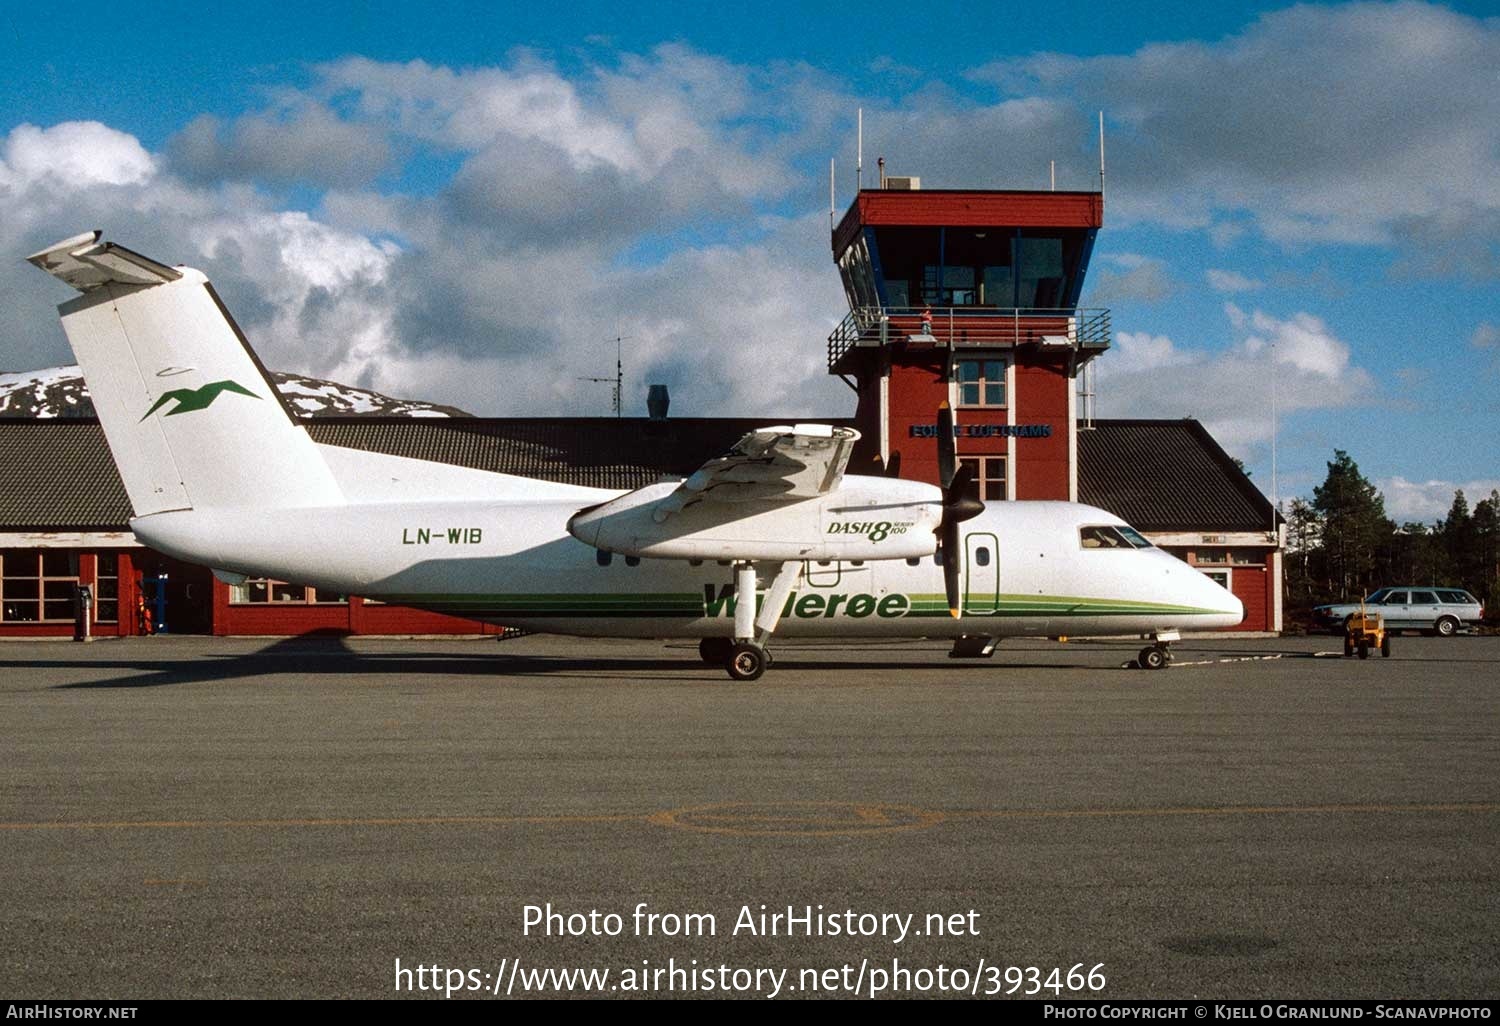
1204,576,1244,625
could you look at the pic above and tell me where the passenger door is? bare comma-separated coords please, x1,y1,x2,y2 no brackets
964,532,999,615
1379,590,1410,627
1407,590,1440,630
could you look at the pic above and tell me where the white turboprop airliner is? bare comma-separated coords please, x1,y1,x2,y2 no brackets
27,231,1242,679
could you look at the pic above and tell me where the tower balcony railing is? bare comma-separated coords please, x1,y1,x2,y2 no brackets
827,306,1111,372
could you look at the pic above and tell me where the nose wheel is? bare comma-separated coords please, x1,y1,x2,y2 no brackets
1138,643,1173,670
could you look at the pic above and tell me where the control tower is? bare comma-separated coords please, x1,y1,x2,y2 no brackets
828,182,1108,500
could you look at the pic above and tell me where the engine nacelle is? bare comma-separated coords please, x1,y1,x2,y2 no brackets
567,475,942,562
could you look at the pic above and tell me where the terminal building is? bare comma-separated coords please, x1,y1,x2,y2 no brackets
0,180,1283,640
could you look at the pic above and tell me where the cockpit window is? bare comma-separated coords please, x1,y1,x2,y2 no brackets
1115,526,1153,549
1080,525,1132,549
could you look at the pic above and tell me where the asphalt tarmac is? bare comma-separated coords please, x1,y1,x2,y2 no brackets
0,633,1496,1000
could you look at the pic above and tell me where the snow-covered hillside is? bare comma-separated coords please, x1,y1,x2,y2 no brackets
0,366,472,418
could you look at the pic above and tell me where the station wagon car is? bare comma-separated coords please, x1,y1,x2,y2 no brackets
1312,587,1484,636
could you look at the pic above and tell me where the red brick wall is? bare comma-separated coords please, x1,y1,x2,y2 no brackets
213,581,504,636
1011,359,1071,500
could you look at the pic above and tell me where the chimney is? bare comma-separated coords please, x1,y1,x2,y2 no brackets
647,384,670,420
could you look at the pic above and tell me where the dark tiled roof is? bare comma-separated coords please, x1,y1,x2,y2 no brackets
0,416,1274,535
304,417,818,490
1078,419,1276,533
0,419,132,529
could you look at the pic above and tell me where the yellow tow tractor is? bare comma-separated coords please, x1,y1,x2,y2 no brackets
1343,603,1391,660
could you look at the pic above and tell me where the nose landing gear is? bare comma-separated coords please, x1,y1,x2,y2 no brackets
1137,630,1180,670
1138,644,1173,670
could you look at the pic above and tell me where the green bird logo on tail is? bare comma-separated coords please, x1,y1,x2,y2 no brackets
141,379,260,421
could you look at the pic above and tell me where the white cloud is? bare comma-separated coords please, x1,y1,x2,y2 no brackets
7,20,1497,429
0,122,155,190
0,80,850,418
1112,331,1185,370
314,49,781,202
168,105,391,188
1472,322,1500,349
1097,305,1373,452
965,4,1500,260
1206,268,1262,293
1381,477,1500,524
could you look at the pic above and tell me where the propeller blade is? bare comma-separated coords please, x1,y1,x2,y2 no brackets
937,402,956,489
942,516,962,618
884,449,901,479
933,404,983,619
937,458,984,619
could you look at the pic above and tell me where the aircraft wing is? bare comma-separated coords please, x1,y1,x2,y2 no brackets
651,423,859,522
565,423,939,563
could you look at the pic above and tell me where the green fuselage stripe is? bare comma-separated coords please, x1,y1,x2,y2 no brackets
372,591,1220,619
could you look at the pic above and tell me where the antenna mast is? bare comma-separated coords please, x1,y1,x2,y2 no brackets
856,107,863,191
1271,338,1279,536
613,335,625,417
1098,110,1106,199
578,335,631,416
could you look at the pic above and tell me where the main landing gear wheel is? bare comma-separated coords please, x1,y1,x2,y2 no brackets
726,643,768,681
1138,645,1170,670
699,637,733,665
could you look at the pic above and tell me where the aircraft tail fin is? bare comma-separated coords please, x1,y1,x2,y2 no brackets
28,231,343,515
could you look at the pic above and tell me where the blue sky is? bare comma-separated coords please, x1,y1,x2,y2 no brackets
1,1,1496,520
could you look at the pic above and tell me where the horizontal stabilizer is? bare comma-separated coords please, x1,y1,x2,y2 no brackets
28,231,183,292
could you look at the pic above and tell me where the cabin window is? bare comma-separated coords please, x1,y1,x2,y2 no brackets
974,546,991,567
1080,525,1133,550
